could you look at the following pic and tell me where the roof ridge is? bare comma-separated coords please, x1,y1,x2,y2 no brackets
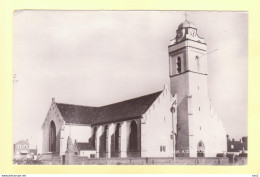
56,102,98,108
56,90,163,108
55,90,164,125
100,90,163,108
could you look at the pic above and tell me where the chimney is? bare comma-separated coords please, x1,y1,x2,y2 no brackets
226,135,229,140
52,98,55,103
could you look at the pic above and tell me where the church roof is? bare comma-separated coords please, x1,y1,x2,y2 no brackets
56,103,97,124
92,91,162,125
56,91,162,125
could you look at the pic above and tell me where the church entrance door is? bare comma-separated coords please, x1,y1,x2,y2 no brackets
197,140,205,157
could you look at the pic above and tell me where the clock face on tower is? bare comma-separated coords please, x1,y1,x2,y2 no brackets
189,29,197,37
177,31,183,38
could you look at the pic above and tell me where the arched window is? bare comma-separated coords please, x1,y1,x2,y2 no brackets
49,121,56,152
115,123,121,152
104,125,109,153
129,121,138,151
176,56,181,74
197,140,205,157
92,127,97,149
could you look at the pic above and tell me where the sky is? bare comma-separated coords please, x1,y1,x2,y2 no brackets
13,11,248,152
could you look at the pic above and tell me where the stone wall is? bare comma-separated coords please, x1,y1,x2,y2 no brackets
39,156,248,165
40,153,62,165
234,157,247,165
69,157,231,165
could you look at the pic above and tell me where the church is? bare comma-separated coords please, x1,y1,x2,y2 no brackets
41,19,227,158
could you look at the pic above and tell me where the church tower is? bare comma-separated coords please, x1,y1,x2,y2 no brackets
169,19,227,157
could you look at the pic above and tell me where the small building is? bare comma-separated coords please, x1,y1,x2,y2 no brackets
227,135,247,155
74,142,96,158
13,140,30,160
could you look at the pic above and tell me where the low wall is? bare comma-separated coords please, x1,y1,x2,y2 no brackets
174,157,229,165
39,153,62,165
72,157,230,165
234,157,247,165
38,156,247,165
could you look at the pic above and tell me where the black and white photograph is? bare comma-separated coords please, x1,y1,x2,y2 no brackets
13,10,248,165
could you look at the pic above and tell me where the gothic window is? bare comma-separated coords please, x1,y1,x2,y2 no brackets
197,140,205,157
176,56,181,74
49,121,56,152
92,127,97,149
129,121,138,151
115,123,121,152
104,125,109,153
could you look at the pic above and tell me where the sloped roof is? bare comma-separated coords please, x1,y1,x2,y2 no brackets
75,142,95,151
56,104,98,124
93,91,162,125
56,91,162,125
14,140,29,145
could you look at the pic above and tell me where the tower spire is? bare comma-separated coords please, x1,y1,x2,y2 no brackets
184,11,189,21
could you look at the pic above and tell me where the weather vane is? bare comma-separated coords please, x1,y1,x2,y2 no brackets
184,11,189,21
